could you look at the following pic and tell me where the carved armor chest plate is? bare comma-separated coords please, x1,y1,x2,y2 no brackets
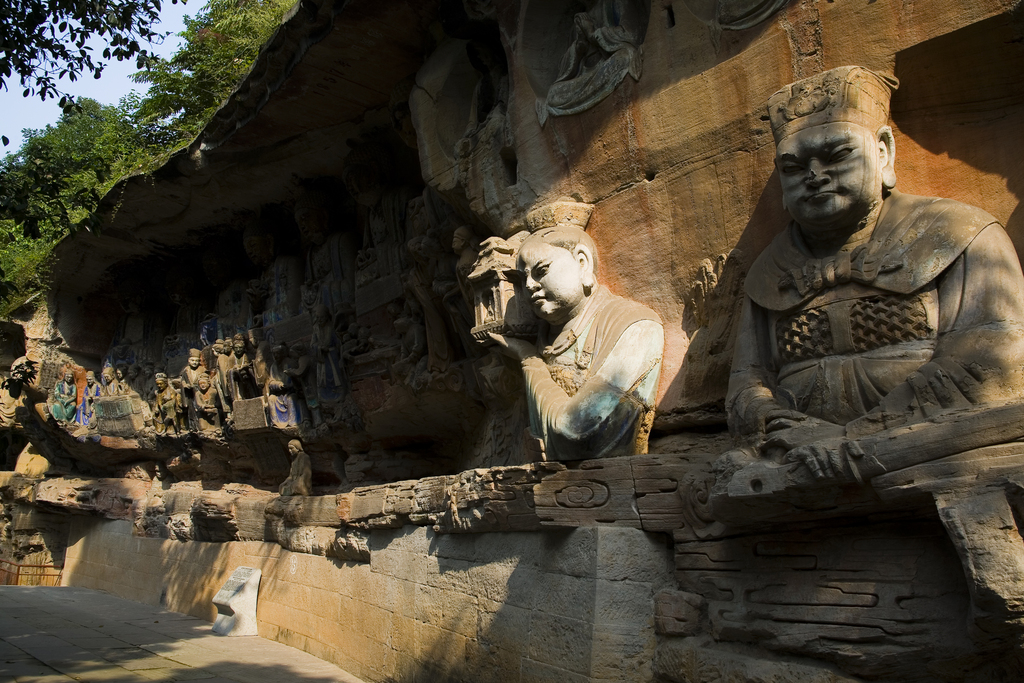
774,288,937,365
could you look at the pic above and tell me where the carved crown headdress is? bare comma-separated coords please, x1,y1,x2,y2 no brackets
767,66,899,143
524,198,594,232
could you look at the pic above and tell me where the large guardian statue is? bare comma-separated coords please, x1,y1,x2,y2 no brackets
718,66,1024,494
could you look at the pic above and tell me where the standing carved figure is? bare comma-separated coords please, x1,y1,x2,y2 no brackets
227,334,258,401
76,371,101,427
310,304,345,404
153,373,183,435
179,349,204,432
488,207,664,461
193,373,224,431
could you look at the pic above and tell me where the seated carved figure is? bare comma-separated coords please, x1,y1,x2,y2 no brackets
718,66,1024,496
489,220,664,461
50,371,77,424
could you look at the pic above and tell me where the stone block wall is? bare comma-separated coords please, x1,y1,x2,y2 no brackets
63,517,674,682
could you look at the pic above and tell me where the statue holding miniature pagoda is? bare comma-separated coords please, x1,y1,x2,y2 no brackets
487,200,664,461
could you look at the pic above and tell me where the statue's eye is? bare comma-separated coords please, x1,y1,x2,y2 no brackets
534,265,548,279
829,147,853,162
781,164,801,174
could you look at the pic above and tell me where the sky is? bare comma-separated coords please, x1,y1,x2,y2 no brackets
1,0,192,149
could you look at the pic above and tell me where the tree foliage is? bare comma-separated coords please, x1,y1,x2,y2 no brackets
131,0,293,145
0,0,291,316
0,98,148,310
0,0,172,125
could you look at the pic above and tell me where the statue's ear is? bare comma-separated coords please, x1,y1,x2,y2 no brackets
878,125,897,190
576,245,596,293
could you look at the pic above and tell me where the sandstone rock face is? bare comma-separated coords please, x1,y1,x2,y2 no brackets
5,0,1024,680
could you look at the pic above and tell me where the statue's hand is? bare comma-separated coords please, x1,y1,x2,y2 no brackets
784,438,852,481
487,333,537,362
764,412,845,453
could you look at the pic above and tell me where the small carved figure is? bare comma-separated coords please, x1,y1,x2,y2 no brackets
115,365,131,395
153,373,184,435
76,371,101,427
265,342,306,428
50,371,78,423
284,342,319,425
179,349,204,432
227,334,258,401
342,325,372,362
310,304,346,404
488,207,664,461
193,373,224,431
345,141,416,308
126,364,146,398
279,439,312,497
392,309,428,387
101,366,124,397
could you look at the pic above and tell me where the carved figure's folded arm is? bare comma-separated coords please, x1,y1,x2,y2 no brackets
522,320,662,461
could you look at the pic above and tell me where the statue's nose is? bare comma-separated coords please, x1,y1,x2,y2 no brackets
806,160,829,186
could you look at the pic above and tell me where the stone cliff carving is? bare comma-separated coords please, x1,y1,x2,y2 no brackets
279,440,313,497
75,371,101,427
344,141,415,316
243,213,304,337
49,371,77,424
265,342,307,429
194,373,225,431
153,373,184,435
717,66,1024,494
535,0,648,125
295,187,356,322
488,202,664,460
712,66,1024,647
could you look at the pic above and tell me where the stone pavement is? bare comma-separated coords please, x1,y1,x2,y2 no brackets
0,587,365,683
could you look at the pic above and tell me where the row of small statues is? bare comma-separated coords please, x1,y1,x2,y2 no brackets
51,330,340,435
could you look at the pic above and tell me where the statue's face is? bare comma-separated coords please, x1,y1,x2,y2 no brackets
63,372,74,384
188,356,201,370
517,241,589,326
86,373,96,386
452,230,471,253
244,234,274,268
296,207,329,246
343,165,382,207
233,341,245,356
198,378,210,392
156,378,167,391
775,122,889,239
